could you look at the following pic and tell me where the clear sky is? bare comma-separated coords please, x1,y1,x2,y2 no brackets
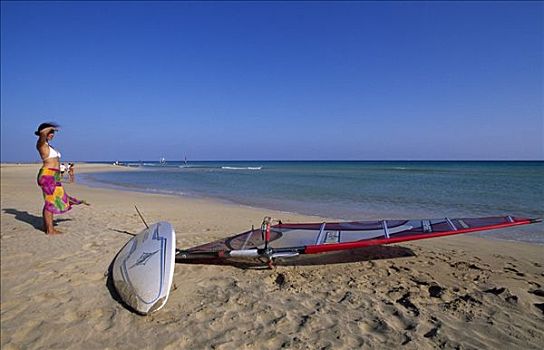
1,1,542,162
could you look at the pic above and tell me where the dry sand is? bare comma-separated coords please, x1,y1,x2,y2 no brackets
1,163,543,349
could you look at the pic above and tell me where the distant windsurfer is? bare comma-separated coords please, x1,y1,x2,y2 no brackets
35,122,88,235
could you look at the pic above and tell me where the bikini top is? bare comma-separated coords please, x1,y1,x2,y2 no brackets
45,143,61,160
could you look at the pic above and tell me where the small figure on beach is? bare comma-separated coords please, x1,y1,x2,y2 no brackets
60,163,66,179
35,122,88,235
68,162,75,183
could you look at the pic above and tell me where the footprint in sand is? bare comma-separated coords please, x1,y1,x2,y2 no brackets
424,326,440,338
87,308,116,332
505,295,518,304
62,309,80,322
484,287,506,295
81,241,105,252
429,285,445,298
401,333,412,345
396,293,420,316
528,281,541,288
503,266,526,277
10,318,53,346
529,289,544,297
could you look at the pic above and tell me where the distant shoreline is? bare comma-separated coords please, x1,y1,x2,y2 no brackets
2,159,543,165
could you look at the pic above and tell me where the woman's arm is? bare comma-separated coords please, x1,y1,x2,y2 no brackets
36,127,55,159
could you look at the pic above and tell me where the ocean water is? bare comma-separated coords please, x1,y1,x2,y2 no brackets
80,161,544,244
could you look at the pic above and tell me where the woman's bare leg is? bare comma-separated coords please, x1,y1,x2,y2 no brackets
43,208,61,234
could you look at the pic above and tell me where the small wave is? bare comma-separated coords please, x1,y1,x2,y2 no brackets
178,165,217,169
143,163,171,167
221,166,263,170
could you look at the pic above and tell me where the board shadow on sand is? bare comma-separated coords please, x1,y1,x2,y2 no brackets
175,245,416,269
110,228,136,236
2,208,72,231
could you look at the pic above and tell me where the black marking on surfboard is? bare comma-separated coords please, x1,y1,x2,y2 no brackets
130,250,160,269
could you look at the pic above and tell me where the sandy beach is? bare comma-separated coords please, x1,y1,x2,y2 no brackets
1,163,543,349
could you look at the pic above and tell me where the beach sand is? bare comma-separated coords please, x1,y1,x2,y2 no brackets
1,164,543,349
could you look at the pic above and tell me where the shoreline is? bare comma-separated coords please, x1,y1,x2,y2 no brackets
80,162,543,246
5,162,542,245
1,163,543,348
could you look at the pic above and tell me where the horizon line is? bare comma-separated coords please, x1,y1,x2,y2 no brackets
2,159,544,164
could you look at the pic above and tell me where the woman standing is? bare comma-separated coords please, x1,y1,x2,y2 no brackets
68,162,75,183
35,122,86,234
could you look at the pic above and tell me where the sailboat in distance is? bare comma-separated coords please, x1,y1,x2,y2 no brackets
179,155,190,168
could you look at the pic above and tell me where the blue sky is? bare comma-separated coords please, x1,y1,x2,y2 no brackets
1,1,542,161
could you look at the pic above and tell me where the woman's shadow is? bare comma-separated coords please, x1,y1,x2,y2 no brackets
2,208,72,231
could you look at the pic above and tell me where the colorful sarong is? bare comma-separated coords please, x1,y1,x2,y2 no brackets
37,167,82,214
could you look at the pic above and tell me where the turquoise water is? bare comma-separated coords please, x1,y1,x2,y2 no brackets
81,161,544,244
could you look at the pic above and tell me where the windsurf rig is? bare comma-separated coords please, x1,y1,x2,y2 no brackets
112,214,540,314
175,216,541,267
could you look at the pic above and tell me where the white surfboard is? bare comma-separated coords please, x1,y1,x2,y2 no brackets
112,221,176,315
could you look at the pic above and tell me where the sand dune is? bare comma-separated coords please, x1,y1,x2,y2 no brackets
1,164,543,349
